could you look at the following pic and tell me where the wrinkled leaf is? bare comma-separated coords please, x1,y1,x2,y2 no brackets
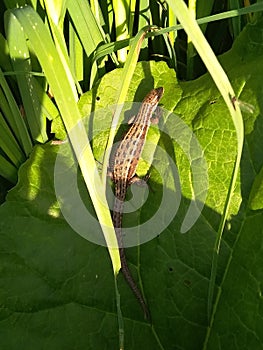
1,18,263,350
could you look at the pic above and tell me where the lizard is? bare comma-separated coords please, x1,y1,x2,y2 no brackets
112,87,164,320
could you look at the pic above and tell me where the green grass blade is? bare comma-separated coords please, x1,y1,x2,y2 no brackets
0,153,18,184
31,77,60,121
187,2,263,27
0,80,20,137
0,32,12,72
112,0,129,62
92,2,263,65
6,6,121,273
5,12,48,143
229,0,242,38
186,0,197,79
98,0,115,46
128,0,136,37
67,0,106,57
67,0,109,87
138,0,152,30
0,110,25,167
43,0,67,25
44,0,81,98
0,68,32,156
69,23,84,82
196,0,215,33
92,38,130,65
166,0,244,322
167,4,177,46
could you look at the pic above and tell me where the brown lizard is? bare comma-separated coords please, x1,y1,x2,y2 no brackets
112,87,164,319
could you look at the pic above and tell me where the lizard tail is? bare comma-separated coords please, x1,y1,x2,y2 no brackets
119,246,151,321
113,191,150,320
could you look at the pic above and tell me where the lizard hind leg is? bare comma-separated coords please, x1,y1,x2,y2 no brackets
129,173,154,195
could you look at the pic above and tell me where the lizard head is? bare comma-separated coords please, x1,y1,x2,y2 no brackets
143,87,164,106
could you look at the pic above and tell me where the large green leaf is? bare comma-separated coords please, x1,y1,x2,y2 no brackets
1,18,263,350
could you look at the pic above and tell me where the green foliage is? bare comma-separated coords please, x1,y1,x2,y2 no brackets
0,1,263,349
1,13,263,346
